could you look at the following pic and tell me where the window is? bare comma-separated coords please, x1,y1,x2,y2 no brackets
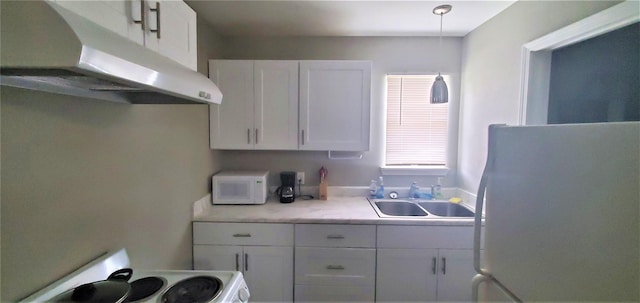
384,74,449,169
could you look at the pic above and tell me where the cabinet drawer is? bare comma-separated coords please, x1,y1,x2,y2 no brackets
295,247,375,286
294,284,375,302
193,222,293,246
377,225,474,249
295,224,375,248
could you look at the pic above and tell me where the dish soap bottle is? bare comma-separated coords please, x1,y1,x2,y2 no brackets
368,180,378,198
408,182,418,199
434,177,444,200
376,176,385,198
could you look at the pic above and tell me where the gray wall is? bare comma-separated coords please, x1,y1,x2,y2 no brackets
548,22,639,124
457,0,621,196
217,36,463,187
0,19,223,301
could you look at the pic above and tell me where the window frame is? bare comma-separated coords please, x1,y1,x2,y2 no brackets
381,73,452,176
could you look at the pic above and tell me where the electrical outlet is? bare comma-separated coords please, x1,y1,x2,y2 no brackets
297,172,305,185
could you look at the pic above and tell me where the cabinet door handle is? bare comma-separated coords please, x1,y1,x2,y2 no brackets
442,257,446,275
301,130,305,145
244,253,249,271
247,129,251,144
235,253,239,271
432,257,437,275
326,235,344,239
149,1,160,39
132,0,145,30
233,233,252,237
326,265,344,270
255,128,258,144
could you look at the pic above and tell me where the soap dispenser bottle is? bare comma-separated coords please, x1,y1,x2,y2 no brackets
376,176,385,198
434,177,444,200
368,180,378,198
408,182,418,199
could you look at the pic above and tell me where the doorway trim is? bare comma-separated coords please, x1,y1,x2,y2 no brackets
518,0,639,125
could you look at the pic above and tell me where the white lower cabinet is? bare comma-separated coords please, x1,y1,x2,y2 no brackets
193,223,294,302
193,222,476,303
436,249,476,301
376,248,439,302
376,226,476,302
294,224,376,302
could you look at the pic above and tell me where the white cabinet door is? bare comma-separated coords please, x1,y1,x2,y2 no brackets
144,0,197,70
436,249,475,302
193,245,243,271
209,60,299,150
193,245,293,302
209,60,255,149
299,60,371,151
53,0,196,70
376,248,438,302
243,246,294,303
53,0,144,45
253,61,299,150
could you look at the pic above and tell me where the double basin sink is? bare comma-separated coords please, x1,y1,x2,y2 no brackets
369,198,475,218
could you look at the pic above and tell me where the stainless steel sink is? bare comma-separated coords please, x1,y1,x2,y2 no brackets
417,201,475,217
374,200,428,217
369,198,475,218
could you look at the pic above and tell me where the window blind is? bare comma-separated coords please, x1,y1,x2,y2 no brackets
385,75,449,166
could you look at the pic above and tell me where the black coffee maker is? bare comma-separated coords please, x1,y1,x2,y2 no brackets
276,171,296,203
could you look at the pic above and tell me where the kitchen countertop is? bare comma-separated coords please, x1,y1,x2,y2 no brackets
193,196,477,226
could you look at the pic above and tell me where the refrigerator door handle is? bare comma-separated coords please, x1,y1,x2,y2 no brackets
472,274,522,302
474,124,504,276
474,171,489,276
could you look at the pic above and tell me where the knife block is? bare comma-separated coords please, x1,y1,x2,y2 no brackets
319,180,328,200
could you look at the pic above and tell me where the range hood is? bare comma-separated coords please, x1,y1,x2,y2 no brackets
0,1,222,105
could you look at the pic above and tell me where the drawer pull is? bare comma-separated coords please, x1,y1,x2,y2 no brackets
233,233,252,237
235,253,239,271
149,1,160,39
326,235,345,239
326,265,345,270
442,257,447,275
245,253,249,271
432,257,437,275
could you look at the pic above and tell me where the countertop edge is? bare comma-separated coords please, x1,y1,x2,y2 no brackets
192,194,480,226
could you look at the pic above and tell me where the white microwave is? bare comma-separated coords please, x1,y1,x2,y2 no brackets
212,170,269,204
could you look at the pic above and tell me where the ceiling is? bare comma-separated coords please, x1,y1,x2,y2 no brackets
186,1,517,37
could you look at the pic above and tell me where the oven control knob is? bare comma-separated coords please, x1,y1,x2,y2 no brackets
238,288,250,302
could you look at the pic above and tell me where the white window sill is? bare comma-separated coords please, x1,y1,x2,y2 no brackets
380,166,449,176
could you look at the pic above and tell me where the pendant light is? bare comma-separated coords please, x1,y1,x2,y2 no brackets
431,4,452,104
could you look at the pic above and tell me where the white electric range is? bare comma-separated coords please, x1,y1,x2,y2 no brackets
20,249,250,303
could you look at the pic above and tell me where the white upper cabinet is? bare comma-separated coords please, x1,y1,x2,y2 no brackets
299,60,371,151
209,60,372,151
51,0,196,70
209,60,299,150
143,0,197,70
53,0,144,45
209,60,255,149
253,61,300,149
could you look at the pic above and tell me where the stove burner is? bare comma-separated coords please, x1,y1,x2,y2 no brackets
160,276,222,303
128,277,166,302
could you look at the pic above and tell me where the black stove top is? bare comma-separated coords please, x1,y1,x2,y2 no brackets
160,276,223,303
128,277,166,302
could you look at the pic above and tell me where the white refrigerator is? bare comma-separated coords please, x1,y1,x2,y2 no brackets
472,122,639,302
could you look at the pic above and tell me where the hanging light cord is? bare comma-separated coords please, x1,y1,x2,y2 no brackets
438,11,443,76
